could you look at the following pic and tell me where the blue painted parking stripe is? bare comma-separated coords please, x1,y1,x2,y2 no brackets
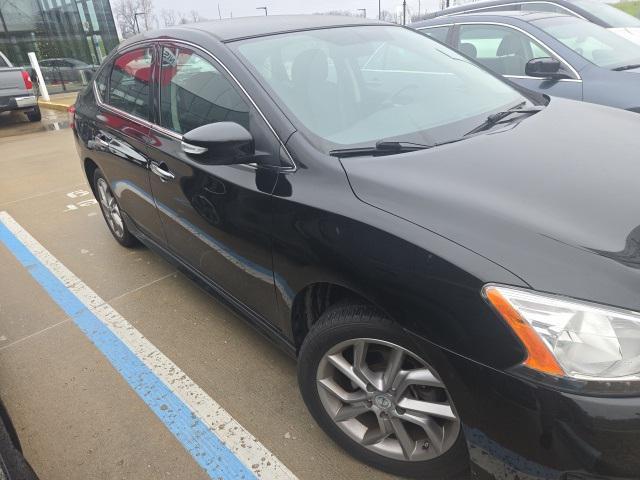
0,212,296,479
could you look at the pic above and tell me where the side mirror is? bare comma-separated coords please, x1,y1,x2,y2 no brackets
182,122,255,165
525,57,568,80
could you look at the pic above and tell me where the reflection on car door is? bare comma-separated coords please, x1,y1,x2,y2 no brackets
456,23,583,100
88,46,166,244
146,44,282,324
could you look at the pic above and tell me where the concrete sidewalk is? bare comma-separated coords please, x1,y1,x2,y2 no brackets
0,128,394,480
38,92,77,111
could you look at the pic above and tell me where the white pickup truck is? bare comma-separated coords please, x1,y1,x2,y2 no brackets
0,51,41,122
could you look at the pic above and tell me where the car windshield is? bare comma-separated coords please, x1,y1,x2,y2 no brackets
571,0,640,28
535,16,640,68
234,25,526,152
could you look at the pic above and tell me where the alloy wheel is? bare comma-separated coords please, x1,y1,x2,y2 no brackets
96,178,124,239
316,338,460,462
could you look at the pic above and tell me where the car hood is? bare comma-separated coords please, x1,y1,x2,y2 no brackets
341,98,640,309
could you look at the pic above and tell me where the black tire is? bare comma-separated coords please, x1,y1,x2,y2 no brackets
298,303,470,479
93,169,139,248
26,106,41,122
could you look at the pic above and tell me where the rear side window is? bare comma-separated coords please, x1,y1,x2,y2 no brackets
159,47,249,134
422,26,451,44
108,47,153,120
94,64,110,101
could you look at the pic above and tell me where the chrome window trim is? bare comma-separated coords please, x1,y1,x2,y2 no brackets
417,24,455,30
440,1,586,20
95,39,297,172
454,21,582,80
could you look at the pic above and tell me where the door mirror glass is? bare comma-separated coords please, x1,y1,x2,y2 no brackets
182,121,255,165
525,57,567,79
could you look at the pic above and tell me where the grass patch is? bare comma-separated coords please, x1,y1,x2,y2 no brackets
614,1,640,18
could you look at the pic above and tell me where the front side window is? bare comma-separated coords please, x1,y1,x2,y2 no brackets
108,47,153,119
159,47,250,134
458,24,557,76
535,16,640,68
234,26,525,150
421,26,451,43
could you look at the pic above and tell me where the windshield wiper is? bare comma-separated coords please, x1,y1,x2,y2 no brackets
329,140,432,158
329,139,465,158
613,63,640,71
464,103,545,136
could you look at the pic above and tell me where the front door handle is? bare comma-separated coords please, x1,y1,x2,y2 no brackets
150,161,175,182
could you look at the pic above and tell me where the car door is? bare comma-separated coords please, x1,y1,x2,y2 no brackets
455,23,583,100
146,43,282,322
87,45,166,244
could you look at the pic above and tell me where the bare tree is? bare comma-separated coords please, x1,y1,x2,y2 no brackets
379,9,397,23
189,10,204,23
160,9,177,27
114,0,156,38
177,11,189,24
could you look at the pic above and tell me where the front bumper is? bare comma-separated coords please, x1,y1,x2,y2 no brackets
434,346,640,479
0,95,37,112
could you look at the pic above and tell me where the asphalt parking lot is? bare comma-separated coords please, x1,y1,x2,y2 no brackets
0,118,395,479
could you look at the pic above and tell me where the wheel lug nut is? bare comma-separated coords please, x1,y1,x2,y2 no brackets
422,441,430,450
366,384,375,392
395,407,405,415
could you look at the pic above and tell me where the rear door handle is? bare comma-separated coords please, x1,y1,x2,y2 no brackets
150,161,175,182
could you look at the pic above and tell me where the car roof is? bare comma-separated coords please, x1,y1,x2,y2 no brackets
423,0,575,17
123,14,390,46
413,9,574,27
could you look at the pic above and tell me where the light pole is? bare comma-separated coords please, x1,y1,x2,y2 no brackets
134,12,145,33
357,8,366,17
402,0,407,25
378,0,381,19
256,6,268,15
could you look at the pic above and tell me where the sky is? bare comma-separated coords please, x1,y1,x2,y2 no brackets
150,0,446,21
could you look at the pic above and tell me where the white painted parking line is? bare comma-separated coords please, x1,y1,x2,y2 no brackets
0,211,298,480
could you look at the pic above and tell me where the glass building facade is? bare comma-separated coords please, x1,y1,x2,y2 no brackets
0,0,119,92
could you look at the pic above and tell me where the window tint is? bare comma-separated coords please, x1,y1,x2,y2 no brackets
422,26,451,43
159,47,250,134
94,63,110,101
521,2,568,14
458,24,555,76
108,47,153,119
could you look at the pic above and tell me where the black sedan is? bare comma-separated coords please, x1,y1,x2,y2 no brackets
72,15,640,480
414,11,640,112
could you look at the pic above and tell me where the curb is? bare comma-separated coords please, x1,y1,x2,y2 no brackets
38,100,73,112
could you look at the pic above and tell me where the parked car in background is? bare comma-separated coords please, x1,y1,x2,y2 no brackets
0,51,41,122
38,58,97,86
73,15,640,480
414,11,640,112
420,0,640,44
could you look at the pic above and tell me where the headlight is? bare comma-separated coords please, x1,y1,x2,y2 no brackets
483,285,640,381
